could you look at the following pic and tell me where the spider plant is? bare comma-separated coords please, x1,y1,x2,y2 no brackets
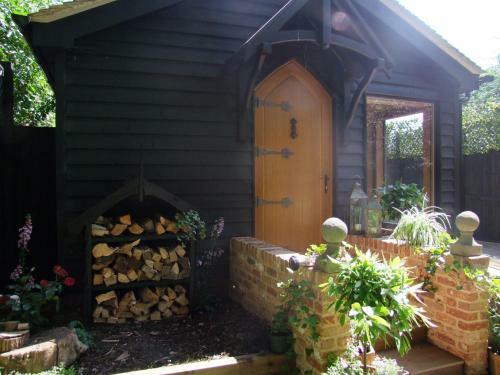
391,205,450,248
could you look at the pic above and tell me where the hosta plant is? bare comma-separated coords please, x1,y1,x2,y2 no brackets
380,181,426,222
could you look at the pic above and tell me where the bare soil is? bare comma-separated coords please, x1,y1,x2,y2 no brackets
75,300,269,374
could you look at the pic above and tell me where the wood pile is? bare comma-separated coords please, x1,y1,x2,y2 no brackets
93,285,189,323
92,242,190,286
91,214,179,238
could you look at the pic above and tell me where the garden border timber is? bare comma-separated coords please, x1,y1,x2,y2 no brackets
230,214,491,375
112,353,286,375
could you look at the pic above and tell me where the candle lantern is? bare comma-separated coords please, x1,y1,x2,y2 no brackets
349,179,368,235
366,189,383,237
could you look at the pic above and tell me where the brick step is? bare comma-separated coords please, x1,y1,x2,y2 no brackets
379,343,464,375
374,326,428,352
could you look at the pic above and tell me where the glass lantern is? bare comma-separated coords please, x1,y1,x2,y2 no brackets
366,189,383,237
349,180,368,235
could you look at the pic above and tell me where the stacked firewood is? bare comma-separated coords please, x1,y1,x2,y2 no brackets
93,285,189,323
92,242,190,286
91,214,178,238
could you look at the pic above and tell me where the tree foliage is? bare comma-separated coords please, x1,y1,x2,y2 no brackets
385,117,423,159
0,0,61,127
462,57,500,155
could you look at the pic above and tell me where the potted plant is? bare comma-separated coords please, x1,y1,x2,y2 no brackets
380,181,426,231
269,310,292,354
322,248,433,374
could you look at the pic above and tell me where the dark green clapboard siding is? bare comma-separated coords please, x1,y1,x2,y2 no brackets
62,0,285,242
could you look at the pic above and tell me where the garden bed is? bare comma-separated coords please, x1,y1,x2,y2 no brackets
76,300,270,374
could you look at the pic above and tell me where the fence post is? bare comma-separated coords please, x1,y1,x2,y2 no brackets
0,61,15,286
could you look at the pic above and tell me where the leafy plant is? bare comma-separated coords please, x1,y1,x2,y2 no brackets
11,366,78,375
372,357,407,375
68,320,93,347
463,57,500,155
380,181,426,221
391,205,450,248
4,215,75,327
278,279,320,343
271,310,290,335
0,0,62,127
174,210,207,246
322,248,432,374
325,341,364,375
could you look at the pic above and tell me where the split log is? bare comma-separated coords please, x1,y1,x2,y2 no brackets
174,285,186,295
167,287,177,301
150,310,162,321
133,248,143,261
158,215,171,227
166,223,178,234
171,305,189,316
118,291,136,312
140,288,159,305
162,309,173,319
93,274,104,286
128,223,144,235
152,252,162,263
118,239,141,257
95,291,117,305
155,222,166,235
175,294,189,307
169,250,178,263
91,224,109,237
113,256,129,274
126,269,138,282
130,303,150,316
92,243,115,258
158,247,168,260
171,263,180,276
118,214,132,226
142,218,155,233
110,223,128,236
117,273,130,283
174,245,186,258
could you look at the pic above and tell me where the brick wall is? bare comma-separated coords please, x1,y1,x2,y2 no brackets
230,236,490,375
348,235,489,375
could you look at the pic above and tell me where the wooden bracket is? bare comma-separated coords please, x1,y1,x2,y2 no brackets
343,58,384,144
237,43,272,141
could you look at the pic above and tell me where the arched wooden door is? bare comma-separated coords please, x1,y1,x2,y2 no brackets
254,60,333,252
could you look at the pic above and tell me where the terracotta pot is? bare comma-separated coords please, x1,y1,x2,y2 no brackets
490,351,500,375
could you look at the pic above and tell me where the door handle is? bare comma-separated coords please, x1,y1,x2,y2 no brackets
324,174,329,193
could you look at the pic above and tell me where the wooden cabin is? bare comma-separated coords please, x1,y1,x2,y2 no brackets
15,0,481,263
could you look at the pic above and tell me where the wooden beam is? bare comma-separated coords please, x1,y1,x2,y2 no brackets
30,0,185,47
339,0,394,69
237,44,271,141
242,0,310,61
345,59,383,132
30,0,116,23
322,0,332,48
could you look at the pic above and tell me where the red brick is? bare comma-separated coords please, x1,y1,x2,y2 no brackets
446,307,478,321
457,320,488,331
457,301,486,312
266,286,277,297
435,331,456,346
437,276,457,287
265,266,278,278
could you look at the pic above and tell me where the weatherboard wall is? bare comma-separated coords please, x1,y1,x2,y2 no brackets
58,0,462,268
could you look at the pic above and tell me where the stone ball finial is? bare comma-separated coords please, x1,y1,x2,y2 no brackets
322,217,348,244
455,211,480,233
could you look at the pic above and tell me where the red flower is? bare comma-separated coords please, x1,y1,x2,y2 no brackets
63,277,75,287
53,265,68,278
40,279,49,288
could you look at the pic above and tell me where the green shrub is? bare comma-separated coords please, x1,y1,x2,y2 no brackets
322,249,432,373
68,321,93,347
380,181,425,221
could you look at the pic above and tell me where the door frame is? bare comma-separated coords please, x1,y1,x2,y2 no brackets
252,59,334,246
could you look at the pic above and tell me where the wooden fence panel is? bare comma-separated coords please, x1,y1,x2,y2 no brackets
464,151,500,241
0,62,57,287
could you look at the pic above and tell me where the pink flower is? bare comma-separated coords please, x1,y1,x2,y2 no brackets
63,277,75,287
17,214,32,249
40,279,49,288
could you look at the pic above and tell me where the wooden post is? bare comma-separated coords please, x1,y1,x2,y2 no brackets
0,62,15,286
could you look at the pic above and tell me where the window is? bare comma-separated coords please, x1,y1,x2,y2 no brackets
366,96,434,200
